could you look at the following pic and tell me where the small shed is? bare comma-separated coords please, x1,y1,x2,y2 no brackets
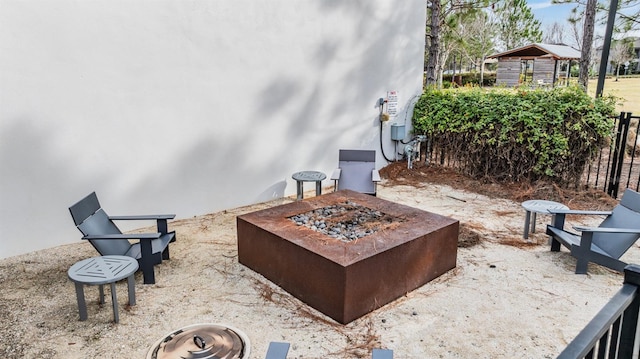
488,43,581,87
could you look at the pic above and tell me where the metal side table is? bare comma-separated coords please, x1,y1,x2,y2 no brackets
521,200,569,240
292,171,326,200
68,255,138,323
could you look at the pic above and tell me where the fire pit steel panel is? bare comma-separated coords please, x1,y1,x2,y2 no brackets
237,190,459,324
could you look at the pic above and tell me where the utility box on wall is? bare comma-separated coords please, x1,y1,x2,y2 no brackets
390,123,405,141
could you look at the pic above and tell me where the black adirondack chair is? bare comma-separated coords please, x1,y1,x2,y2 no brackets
69,192,176,284
546,188,640,274
330,149,381,196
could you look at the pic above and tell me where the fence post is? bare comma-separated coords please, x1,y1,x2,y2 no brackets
608,112,630,198
614,113,633,198
624,264,640,286
619,264,640,358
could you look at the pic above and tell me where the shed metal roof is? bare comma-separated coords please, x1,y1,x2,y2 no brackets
488,43,581,60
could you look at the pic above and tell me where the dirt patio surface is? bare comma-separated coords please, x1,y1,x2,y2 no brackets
1,162,638,358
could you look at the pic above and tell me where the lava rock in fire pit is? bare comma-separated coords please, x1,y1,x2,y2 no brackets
288,200,403,242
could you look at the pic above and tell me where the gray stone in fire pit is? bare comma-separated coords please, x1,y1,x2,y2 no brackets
288,200,403,242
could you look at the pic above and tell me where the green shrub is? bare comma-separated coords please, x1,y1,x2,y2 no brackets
442,72,496,87
412,86,617,185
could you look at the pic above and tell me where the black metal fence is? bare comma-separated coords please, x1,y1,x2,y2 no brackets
557,264,640,358
583,112,640,199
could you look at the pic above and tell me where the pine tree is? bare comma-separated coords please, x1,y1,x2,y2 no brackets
494,0,543,50
457,10,497,86
425,0,491,87
578,0,597,90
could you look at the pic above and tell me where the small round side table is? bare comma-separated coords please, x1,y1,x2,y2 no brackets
292,171,326,200
521,200,569,240
68,255,138,323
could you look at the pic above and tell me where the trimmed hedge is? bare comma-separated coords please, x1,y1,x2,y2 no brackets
442,72,497,87
412,86,617,185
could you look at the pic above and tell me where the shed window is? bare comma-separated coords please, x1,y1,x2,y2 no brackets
521,60,534,83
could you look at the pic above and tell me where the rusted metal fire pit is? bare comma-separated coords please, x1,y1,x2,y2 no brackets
237,189,459,324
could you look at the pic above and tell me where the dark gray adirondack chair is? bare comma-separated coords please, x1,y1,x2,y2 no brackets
330,149,381,196
262,342,391,358
372,348,394,358
69,192,176,284
546,188,640,274
264,342,289,359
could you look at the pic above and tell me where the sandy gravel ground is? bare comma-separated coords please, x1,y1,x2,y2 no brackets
1,175,638,358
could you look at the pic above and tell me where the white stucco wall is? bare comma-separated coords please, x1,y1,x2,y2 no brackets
0,0,425,259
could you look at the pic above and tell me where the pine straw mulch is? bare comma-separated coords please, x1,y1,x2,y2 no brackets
255,278,381,358
379,161,618,211
379,161,620,250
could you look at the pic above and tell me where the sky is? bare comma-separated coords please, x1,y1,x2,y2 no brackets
529,0,640,43
529,0,609,47
529,0,578,30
